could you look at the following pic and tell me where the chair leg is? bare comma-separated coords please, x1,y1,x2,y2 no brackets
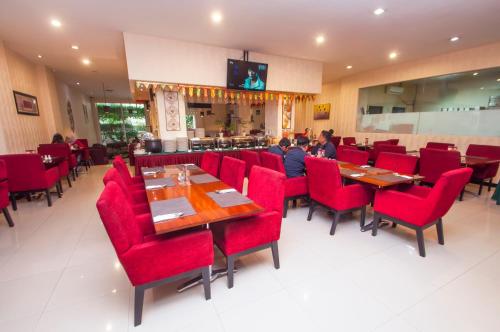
371,213,381,236
227,255,235,289
459,188,465,201
478,181,483,196
26,193,32,201
271,241,280,269
2,208,14,227
134,287,145,326
416,229,426,257
201,267,211,300
359,206,366,228
436,218,444,245
488,178,493,192
67,175,72,188
45,189,52,207
283,198,289,218
10,193,17,211
72,169,76,181
330,212,341,236
292,199,297,208
58,180,64,194
307,201,315,221
56,182,62,198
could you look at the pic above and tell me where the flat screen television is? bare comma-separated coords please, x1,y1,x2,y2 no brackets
227,59,268,91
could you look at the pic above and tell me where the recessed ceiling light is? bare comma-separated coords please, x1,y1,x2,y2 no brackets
473,72,479,76
374,8,385,15
82,58,91,65
71,45,79,50
496,78,500,82
480,87,485,90
315,35,325,45
76,82,80,85
346,65,353,69
50,19,62,28
389,51,398,59
450,36,460,42
37,54,43,59
211,11,222,24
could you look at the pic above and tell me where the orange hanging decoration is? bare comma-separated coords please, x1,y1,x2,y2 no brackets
188,87,194,97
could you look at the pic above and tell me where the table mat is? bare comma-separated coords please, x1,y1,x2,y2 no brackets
190,173,219,184
144,177,175,188
368,173,414,183
141,166,166,175
206,191,253,208
150,197,196,223
176,164,200,171
361,167,391,175
340,168,364,176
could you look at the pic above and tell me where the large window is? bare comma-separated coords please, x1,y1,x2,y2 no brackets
357,67,500,137
96,103,147,143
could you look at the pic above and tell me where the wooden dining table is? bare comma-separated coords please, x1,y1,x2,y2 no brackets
461,155,500,167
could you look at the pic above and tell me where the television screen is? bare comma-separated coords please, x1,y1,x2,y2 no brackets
227,59,268,91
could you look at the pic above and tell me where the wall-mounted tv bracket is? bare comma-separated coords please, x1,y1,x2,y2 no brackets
243,50,249,62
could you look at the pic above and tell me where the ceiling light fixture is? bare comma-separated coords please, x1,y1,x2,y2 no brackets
82,58,91,65
50,18,62,28
473,72,479,76
37,54,43,59
211,11,223,24
346,65,353,69
450,36,460,42
71,45,79,50
315,35,325,45
374,8,385,15
496,78,500,82
389,51,398,59
480,87,485,90
76,82,80,85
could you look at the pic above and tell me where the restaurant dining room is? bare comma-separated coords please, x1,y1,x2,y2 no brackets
1,1,500,331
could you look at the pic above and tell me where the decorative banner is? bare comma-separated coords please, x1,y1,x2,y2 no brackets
164,91,181,131
282,97,292,129
188,87,194,97
210,88,215,98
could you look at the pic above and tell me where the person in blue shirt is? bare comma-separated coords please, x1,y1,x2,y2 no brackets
268,138,290,161
284,136,310,178
311,130,336,159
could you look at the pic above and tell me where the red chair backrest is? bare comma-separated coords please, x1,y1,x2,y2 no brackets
0,160,8,208
103,168,136,205
387,139,399,145
260,152,285,174
201,152,221,177
75,139,89,148
331,136,341,148
337,148,369,166
38,143,71,159
419,148,461,184
425,168,473,223
337,145,358,152
343,137,356,145
96,181,144,255
240,150,261,178
374,144,406,162
220,156,245,193
305,157,342,204
426,142,454,150
466,144,500,178
375,152,418,174
248,166,286,215
112,156,134,185
0,154,47,192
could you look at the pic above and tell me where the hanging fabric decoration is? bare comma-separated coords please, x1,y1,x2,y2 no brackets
181,86,186,96
203,88,208,98
196,87,201,97
211,88,216,98
218,89,223,99
188,87,194,97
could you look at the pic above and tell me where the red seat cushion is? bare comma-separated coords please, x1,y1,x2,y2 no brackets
284,176,308,197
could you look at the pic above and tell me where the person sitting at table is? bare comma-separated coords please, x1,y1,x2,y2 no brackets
329,128,334,136
268,138,291,161
284,136,310,178
52,133,65,144
302,128,311,139
311,130,336,159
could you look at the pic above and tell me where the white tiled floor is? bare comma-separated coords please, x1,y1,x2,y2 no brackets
0,165,499,331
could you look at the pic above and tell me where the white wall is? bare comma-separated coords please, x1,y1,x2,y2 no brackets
124,33,323,94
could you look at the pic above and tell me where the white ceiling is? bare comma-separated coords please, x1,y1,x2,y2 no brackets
1,0,500,101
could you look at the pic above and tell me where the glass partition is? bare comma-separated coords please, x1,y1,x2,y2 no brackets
96,103,147,143
357,67,500,137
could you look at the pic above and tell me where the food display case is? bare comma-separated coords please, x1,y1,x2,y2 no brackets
190,137,215,151
254,136,269,148
231,136,255,148
216,137,232,149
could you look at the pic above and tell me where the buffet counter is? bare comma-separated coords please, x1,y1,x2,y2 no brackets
134,148,268,176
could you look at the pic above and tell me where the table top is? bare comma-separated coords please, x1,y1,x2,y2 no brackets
144,165,264,234
462,155,500,166
337,161,424,188
43,156,65,169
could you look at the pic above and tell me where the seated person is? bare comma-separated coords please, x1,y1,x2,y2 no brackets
328,129,334,136
51,133,65,144
284,136,310,178
311,130,336,159
268,137,291,161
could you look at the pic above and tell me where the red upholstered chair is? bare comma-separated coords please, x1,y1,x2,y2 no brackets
74,139,89,148
306,157,373,235
372,168,473,257
331,136,341,148
220,157,245,193
89,144,109,165
211,166,286,288
343,137,356,146
387,139,399,145
0,160,14,227
80,148,92,170
38,143,77,182
103,168,150,217
465,144,500,195
240,150,261,178
372,144,406,163
96,181,213,326
426,142,455,150
368,141,390,162
0,154,61,209
113,156,144,188
419,148,461,185
337,148,369,166
200,151,221,177
261,152,308,217
375,152,418,175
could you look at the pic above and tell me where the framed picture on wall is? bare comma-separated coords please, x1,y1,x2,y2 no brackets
13,91,39,116
313,103,330,120
164,91,181,131
282,98,292,129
